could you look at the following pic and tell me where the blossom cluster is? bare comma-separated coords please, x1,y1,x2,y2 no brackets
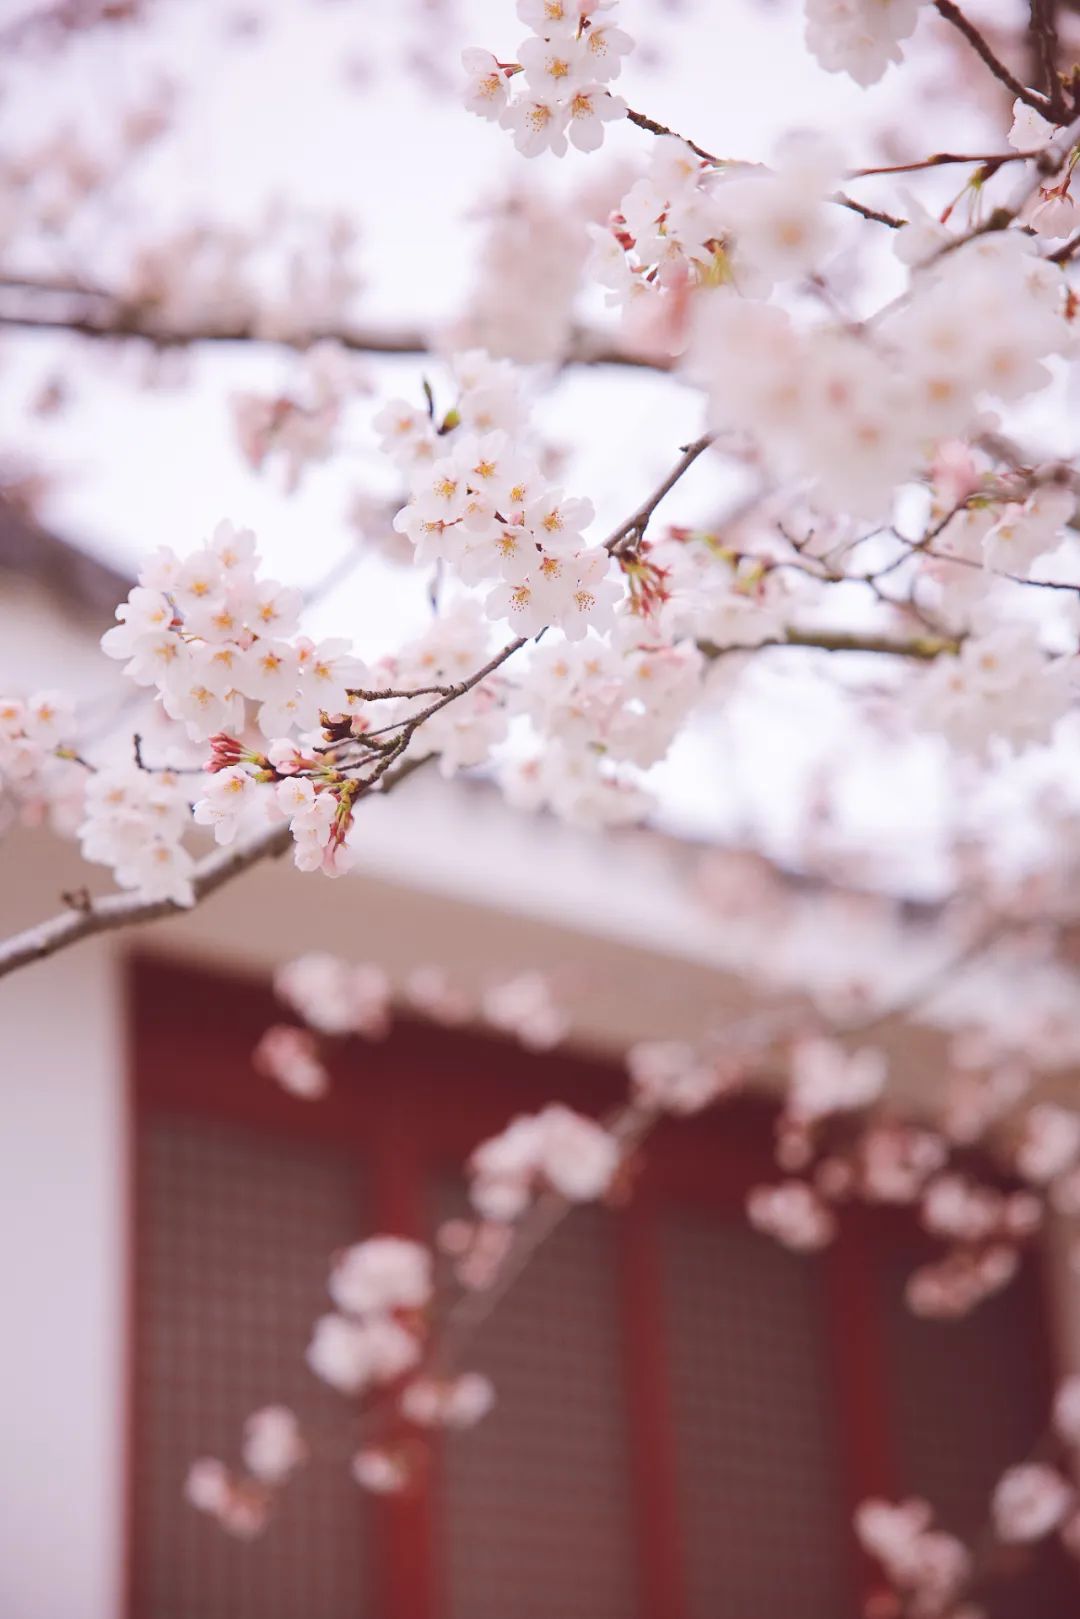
590,135,841,352
306,1237,431,1396
627,1037,747,1116
385,350,621,641
80,766,196,906
254,952,571,1099
504,633,705,825
688,233,1073,521
734,1026,1080,1324
468,1102,620,1220
804,0,924,87
913,623,1074,761
125,203,362,345
231,341,368,493
185,1406,307,1539
102,521,365,745
463,0,632,158
855,1496,971,1616
303,1235,494,1494
97,521,381,887
0,690,81,836
447,178,594,363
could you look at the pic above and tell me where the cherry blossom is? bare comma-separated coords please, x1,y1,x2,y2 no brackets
469,1103,619,1220
1053,1374,1080,1446
627,1039,743,1115
79,768,195,906
241,1406,307,1484
746,1180,837,1251
306,1312,421,1394
328,1237,433,1318
855,1496,971,1614
253,1024,330,1099
464,1,631,156
0,690,83,834
481,971,569,1049
992,1463,1074,1543
786,1037,886,1124
1014,1102,1080,1184
804,0,924,86
275,954,391,1038
400,1373,496,1429
351,1447,412,1494
1009,98,1058,152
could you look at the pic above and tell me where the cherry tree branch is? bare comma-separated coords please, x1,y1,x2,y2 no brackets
0,821,292,980
700,627,958,661
0,276,667,372
0,755,429,982
1030,0,1068,119
624,105,719,163
933,0,1059,115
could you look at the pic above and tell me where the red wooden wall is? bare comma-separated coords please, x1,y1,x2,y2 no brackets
124,954,1074,1619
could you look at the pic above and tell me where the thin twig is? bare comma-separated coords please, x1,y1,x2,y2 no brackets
850,151,1026,178
604,433,715,556
624,105,719,164
832,192,907,229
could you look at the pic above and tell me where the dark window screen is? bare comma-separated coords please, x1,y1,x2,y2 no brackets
659,1211,851,1619
879,1255,1075,1619
436,1194,639,1619
127,961,1073,1619
132,1114,371,1619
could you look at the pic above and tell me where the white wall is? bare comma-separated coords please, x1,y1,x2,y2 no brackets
0,940,126,1619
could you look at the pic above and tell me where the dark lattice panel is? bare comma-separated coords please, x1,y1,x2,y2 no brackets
659,1212,851,1619
879,1257,1077,1619
435,1190,639,1619
132,1114,371,1619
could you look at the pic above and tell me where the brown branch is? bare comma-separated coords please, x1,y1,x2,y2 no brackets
0,821,292,980
933,0,1058,115
624,105,719,163
0,752,431,983
0,277,664,372
700,628,958,661
831,192,907,229
1050,227,1080,261
1030,0,1068,119
336,637,528,752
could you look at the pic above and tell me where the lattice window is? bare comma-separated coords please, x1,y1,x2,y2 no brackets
132,1114,371,1619
659,1211,851,1619
436,1191,639,1619
128,958,1075,1619
879,1254,1075,1619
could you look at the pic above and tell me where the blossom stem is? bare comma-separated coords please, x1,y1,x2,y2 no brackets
604,433,716,556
